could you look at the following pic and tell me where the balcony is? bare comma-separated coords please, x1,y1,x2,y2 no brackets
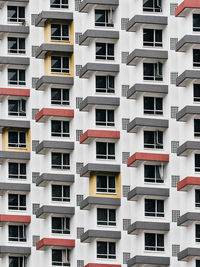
0,56,29,70
0,25,29,39
35,141,74,155
36,206,75,219
79,0,119,13
126,15,167,32
80,163,120,177
79,63,119,78
36,173,74,187
127,84,168,99
178,212,200,226
35,11,73,27
176,106,200,121
80,130,120,144
0,215,31,226
127,152,169,167
128,221,170,235
127,118,168,133
0,182,30,196
176,35,200,52
35,108,74,122
175,0,200,17
0,246,31,257
79,30,119,46
177,176,200,191
177,141,200,156
0,119,30,133
35,44,73,59
0,88,29,102
80,196,120,210
176,70,200,87
80,230,121,243
79,96,120,111
178,247,200,261
36,238,75,250
0,151,30,163
127,187,169,201
127,256,170,266
35,76,74,91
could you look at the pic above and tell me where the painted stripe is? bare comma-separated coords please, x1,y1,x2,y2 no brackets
35,108,74,122
0,214,31,223
177,176,200,191
127,152,169,167
80,130,120,144
0,88,30,97
36,238,75,250
175,0,200,17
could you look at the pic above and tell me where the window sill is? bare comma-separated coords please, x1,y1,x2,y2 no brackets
96,192,117,195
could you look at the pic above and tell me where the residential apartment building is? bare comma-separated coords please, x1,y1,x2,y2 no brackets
0,0,200,267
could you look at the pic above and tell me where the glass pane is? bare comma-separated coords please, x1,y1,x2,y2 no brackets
157,200,164,212
96,43,106,58
144,63,154,78
155,30,162,43
196,190,200,205
19,70,25,83
52,217,62,230
19,7,25,20
193,49,200,66
96,76,106,89
19,38,25,51
157,234,164,247
108,44,114,56
156,98,163,111
8,194,18,207
195,154,200,169
51,88,61,101
144,131,154,146
96,109,106,124
97,176,107,191
8,132,18,145
63,153,70,167
8,100,18,113
108,176,115,189
108,76,114,89
63,186,70,198
8,38,17,53
8,6,17,21
145,233,155,249
52,249,62,262
143,29,153,45
109,209,116,222
52,185,62,198
63,89,69,101
9,163,18,176
51,120,61,134
51,56,61,71
63,121,69,134
95,10,105,26
8,69,17,83
144,97,154,113
145,199,155,213
52,153,61,166
20,195,26,207
193,14,200,31
144,165,155,178
97,208,107,224
108,110,114,123
51,24,61,40
108,143,115,155
97,242,107,255
96,142,107,155
9,257,19,267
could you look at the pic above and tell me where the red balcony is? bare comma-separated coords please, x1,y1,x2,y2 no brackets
127,152,169,167
175,0,200,17
35,108,74,122
177,176,200,191
36,238,75,250
0,214,31,224
0,88,30,101
85,264,121,267
80,130,120,144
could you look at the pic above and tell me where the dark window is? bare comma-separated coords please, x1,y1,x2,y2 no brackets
96,76,115,93
8,131,26,148
144,165,164,183
7,6,25,23
8,37,25,54
97,241,116,259
96,176,116,193
195,154,200,172
52,217,70,234
8,99,26,116
194,119,200,137
51,56,69,73
50,0,68,8
51,153,70,169
51,120,70,137
9,256,27,267
196,189,200,207
196,225,200,242
144,131,163,149
194,84,200,102
95,10,114,27
96,43,114,60
143,63,163,81
145,199,164,217
193,49,200,67
144,97,163,115
8,194,26,210
143,29,162,47
96,142,115,159
8,69,25,85
143,0,162,12
52,249,70,266
51,88,69,105
145,233,164,251
96,109,115,126
51,24,69,41
9,225,26,242
97,208,116,226
197,260,200,267
9,163,26,179
52,185,70,202
193,14,200,32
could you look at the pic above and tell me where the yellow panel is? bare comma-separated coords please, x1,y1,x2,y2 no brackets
89,173,121,198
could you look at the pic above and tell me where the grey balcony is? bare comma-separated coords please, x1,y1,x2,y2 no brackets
79,63,119,78
35,141,74,155
0,246,31,256
177,141,200,156
0,25,29,39
35,11,73,27
127,187,169,201
79,0,119,13
36,173,74,187
127,83,168,99
36,205,75,219
178,248,200,261
178,212,200,226
79,30,119,46
127,118,168,133
176,70,200,87
0,56,29,70
176,106,200,121
0,182,30,195
80,196,121,210
128,221,170,235
80,229,121,243
176,35,200,52
0,119,30,132
128,255,170,266
79,96,120,111
0,151,30,163
35,76,74,91
35,44,73,59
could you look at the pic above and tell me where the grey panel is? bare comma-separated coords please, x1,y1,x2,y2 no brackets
0,151,30,161
176,70,200,87
171,106,179,119
170,38,178,50
177,141,200,156
127,255,170,266
172,210,180,222
36,173,74,187
36,75,74,90
79,29,119,45
79,63,119,78
35,141,74,154
0,246,31,256
127,187,169,201
0,183,30,194
35,11,73,27
127,117,169,133
79,0,119,13
80,196,121,210
35,43,73,59
80,229,121,243
178,247,200,261
121,18,129,30
79,96,120,111
0,119,30,131
0,56,29,66
176,35,200,52
171,175,180,188
126,15,168,32
178,212,200,226
172,244,180,257
127,83,168,99
171,141,179,153
36,205,75,218
0,25,29,35
128,221,170,235
127,49,168,66
176,106,200,121
80,163,120,177
77,195,84,206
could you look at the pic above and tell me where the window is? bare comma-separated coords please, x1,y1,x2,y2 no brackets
143,0,162,12
8,131,26,148
145,233,164,251
51,120,70,137
143,29,162,47
197,260,200,267
145,199,164,217
8,37,25,54
194,84,200,102
52,185,70,202
8,194,26,210
95,10,114,27
195,154,200,172
51,153,70,169
9,163,26,179
194,119,200,137
96,109,114,126
196,225,200,242
51,56,69,73
96,76,115,93
52,217,70,234
8,99,26,116
51,24,69,41
144,131,163,149
97,241,116,259
144,165,164,183
196,189,200,207
97,208,116,226
96,176,116,193
143,63,163,81
193,50,200,67
50,0,68,8
193,14,200,32
96,142,115,159
8,69,25,86
144,97,163,115
9,256,27,267
7,6,25,23
52,249,70,266
96,43,114,60
9,225,26,242
51,88,69,105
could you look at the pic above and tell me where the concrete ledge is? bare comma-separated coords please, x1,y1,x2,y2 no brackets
127,83,168,99
0,119,30,132
127,117,168,133
35,11,73,27
176,106,200,121
177,141,200,156
36,76,74,90
0,183,30,195
176,35,200,52
178,247,200,261
80,163,120,177
176,70,200,87
79,63,119,78
0,56,29,67
36,205,75,219
79,29,119,45
0,151,30,162
178,212,200,226
0,246,31,256
35,43,73,59
35,140,74,154
80,196,121,210
127,187,169,201
127,255,170,266
79,0,119,13
80,229,121,243
128,221,170,235
36,173,74,187
79,96,120,111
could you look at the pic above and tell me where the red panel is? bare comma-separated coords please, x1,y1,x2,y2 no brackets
80,130,120,144
84,264,121,267
36,238,75,250
35,108,74,122
0,88,30,97
0,214,31,223
127,152,169,167
177,176,200,191
175,0,200,17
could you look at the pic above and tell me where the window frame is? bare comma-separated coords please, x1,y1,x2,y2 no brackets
145,233,164,251
144,164,164,183
51,23,69,42
8,224,26,242
195,189,200,208
195,154,200,172
143,28,162,47
8,162,26,180
7,6,25,23
51,152,70,170
96,142,115,160
51,56,70,74
97,241,116,259
51,184,70,202
143,0,162,13
50,0,69,9
95,75,115,93
193,14,200,32
8,99,26,117
8,37,25,54
52,217,70,234
95,9,114,27
8,194,26,211
193,49,200,67
96,175,116,194
96,109,115,126
51,88,70,105
194,84,200,102
143,62,163,81
96,42,115,60
144,130,163,149
51,120,70,137
8,131,26,148
97,208,116,226
143,96,163,115
9,256,27,267
8,69,26,86
52,249,70,266
144,199,164,217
